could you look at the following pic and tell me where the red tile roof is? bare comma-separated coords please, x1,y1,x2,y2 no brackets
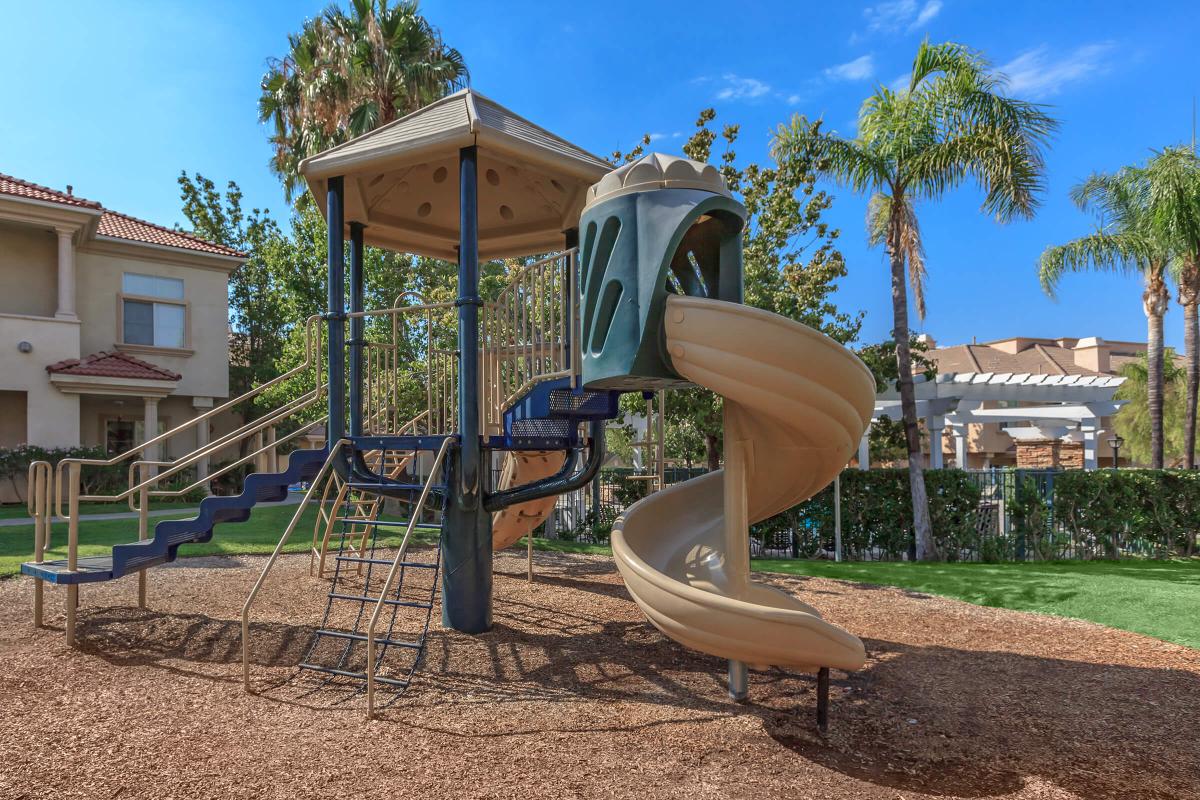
97,210,243,258
0,173,101,209
0,172,244,258
46,351,181,382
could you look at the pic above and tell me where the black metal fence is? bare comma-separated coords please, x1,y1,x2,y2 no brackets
529,467,1198,562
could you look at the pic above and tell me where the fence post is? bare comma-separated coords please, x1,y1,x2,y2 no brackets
1014,469,1025,561
834,474,842,563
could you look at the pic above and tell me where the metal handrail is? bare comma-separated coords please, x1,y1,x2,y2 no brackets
53,299,461,519
366,435,452,718
242,439,349,691
27,461,51,627
480,248,579,432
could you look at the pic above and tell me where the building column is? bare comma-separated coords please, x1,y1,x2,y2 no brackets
926,415,945,469
1080,422,1099,470
55,228,77,320
857,427,870,471
192,396,213,487
142,397,159,465
952,424,969,469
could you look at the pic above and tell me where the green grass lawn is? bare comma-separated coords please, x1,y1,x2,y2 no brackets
754,558,1200,649
0,500,199,520
0,504,320,577
3,507,1197,649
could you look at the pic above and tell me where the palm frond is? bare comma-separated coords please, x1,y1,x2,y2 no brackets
772,116,892,193
1037,231,1149,298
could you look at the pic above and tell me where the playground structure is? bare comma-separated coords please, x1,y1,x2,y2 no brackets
20,89,873,723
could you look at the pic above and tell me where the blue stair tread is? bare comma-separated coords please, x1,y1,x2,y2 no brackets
22,555,118,584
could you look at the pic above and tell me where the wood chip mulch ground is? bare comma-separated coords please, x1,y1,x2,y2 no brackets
1,550,1197,800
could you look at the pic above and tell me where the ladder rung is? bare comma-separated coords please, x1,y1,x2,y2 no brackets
298,663,410,686
334,518,440,528
313,629,423,649
334,555,439,569
327,593,433,609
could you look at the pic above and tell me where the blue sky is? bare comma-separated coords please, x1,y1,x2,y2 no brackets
2,0,1198,349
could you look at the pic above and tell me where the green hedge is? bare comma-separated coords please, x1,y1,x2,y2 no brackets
0,445,207,506
783,468,982,561
557,466,1200,561
1049,470,1200,557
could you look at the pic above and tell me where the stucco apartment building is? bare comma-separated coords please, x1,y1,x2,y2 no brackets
0,173,243,474
920,334,1145,468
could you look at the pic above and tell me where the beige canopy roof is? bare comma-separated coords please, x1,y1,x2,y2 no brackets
300,89,612,260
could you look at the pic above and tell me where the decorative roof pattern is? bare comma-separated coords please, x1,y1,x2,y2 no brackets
0,172,243,258
47,351,181,382
585,153,728,209
97,211,243,258
926,340,1147,378
0,173,101,209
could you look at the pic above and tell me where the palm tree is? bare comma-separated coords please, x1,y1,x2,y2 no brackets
1039,166,1172,468
773,41,1056,560
1147,147,1200,467
259,0,468,200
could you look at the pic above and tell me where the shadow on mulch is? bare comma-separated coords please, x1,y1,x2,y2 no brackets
56,564,1200,800
72,608,316,679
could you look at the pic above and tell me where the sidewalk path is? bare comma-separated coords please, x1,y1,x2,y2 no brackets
0,492,304,528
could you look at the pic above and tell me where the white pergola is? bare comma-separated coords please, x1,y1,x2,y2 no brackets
866,371,1127,470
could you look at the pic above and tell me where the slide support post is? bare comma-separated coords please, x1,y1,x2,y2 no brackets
728,660,748,702
816,667,830,733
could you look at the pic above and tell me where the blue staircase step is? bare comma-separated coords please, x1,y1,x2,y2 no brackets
21,555,116,585
22,447,330,585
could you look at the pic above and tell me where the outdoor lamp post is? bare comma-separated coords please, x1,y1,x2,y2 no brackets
1108,434,1124,468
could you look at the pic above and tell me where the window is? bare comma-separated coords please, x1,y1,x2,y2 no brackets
121,273,186,349
105,418,166,455
106,420,136,455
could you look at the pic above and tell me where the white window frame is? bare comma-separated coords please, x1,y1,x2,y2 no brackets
117,273,192,355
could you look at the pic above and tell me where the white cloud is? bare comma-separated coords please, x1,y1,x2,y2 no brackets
713,73,772,101
786,93,804,106
1001,42,1115,98
862,0,943,34
888,72,910,92
910,0,942,28
824,55,875,81
648,131,684,142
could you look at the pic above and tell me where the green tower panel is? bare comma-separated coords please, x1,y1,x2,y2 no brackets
578,187,746,391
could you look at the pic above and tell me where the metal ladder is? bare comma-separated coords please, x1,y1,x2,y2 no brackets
309,448,417,578
297,438,451,717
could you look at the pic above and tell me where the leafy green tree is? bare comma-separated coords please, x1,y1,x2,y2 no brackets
616,109,861,470
856,337,935,465
179,173,480,432
1114,350,1191,466
1039,164,1172,468
259,0,468,199
178,173,296,427
775,40,1057,559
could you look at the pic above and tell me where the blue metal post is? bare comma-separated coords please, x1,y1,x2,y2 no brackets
326,176,346,444
349,221,365,438
441,145,492,633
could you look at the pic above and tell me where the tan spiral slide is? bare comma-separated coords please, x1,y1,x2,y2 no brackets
611,294,876,673
492,451,566,550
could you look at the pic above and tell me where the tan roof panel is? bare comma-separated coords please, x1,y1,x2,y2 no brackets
300,89,612,261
